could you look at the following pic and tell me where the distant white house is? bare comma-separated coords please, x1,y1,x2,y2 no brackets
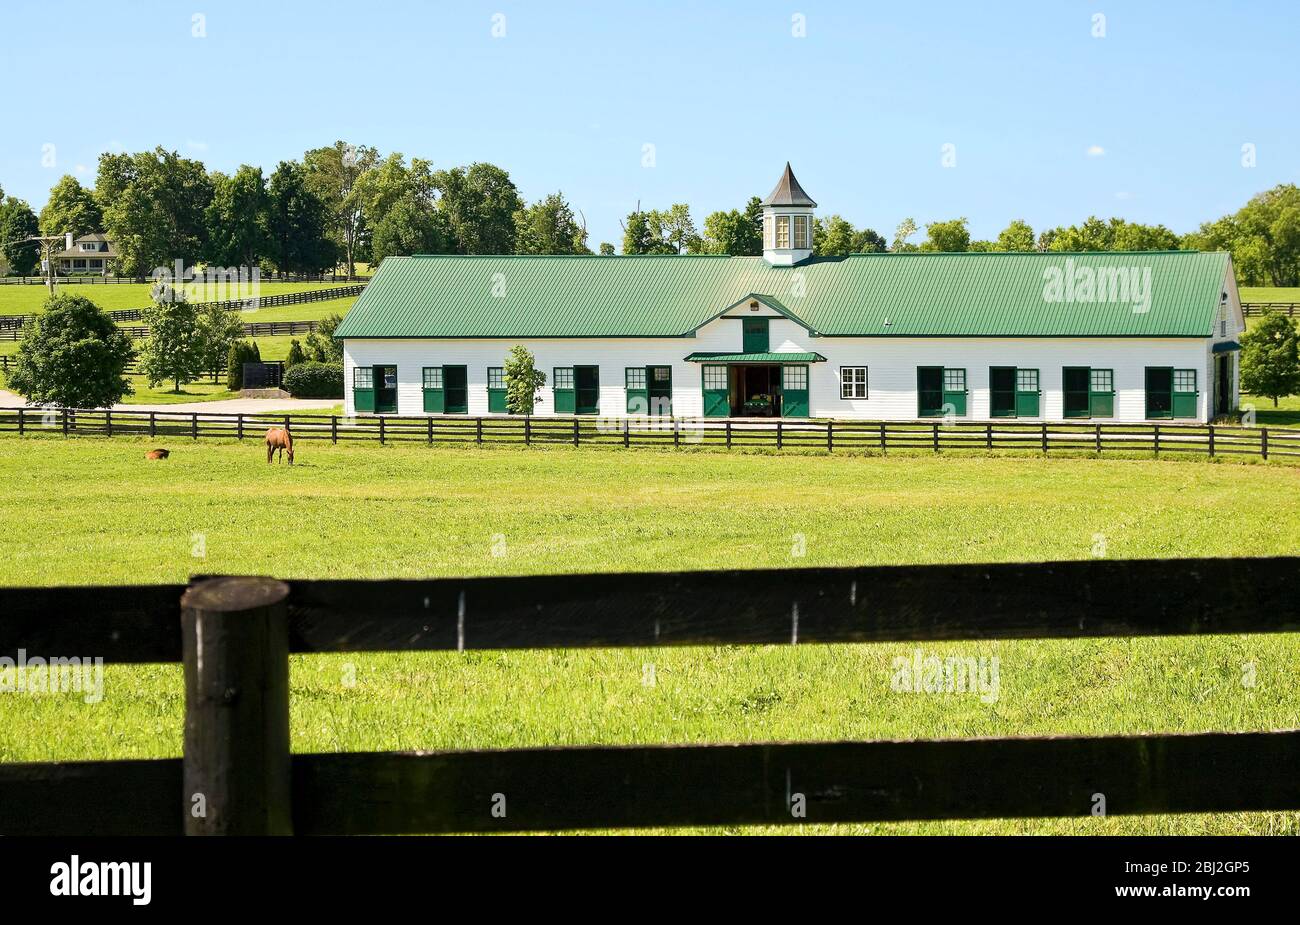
336,165,1244,423
54,233,118,275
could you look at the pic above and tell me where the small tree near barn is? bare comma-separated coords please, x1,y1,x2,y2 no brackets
504,344,546,414
1240,308,1300,407
194,302,244,383
139,292,204,392
226,339,261,390
6,294,134,408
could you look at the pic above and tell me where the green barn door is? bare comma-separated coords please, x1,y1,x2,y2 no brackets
742,317,769,353
1172,368,1198,418
625,367,647,414
353,366,375,412
553,367,575,414
422,366,444,413
1063,367,1090,418
781,365,809,418
575,366,600,415
942,368,967,416
444,365,468,413
1145,367,1173,419
1089,369,1114,418
702,365,729,417
647,366,672,415
374,365,398,413
1015,368,1040,417
487,367,507,413
989,367,1017,417
918,366,944,417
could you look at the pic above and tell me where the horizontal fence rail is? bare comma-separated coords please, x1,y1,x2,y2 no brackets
0,273,369,287
0,283,364,331
1,559,1298,834
0,357,281,379
1241,301,1299,316
0,407,1297,461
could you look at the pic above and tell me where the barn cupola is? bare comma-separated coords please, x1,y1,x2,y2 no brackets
761,162,817,266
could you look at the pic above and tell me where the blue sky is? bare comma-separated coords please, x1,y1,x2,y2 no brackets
2,0,1297,251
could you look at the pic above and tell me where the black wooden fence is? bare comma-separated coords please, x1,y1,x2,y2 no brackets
0,273,369,286
1241,301,1299,316
1,558,1297,834
0,283,364,332
0,357,283,379
1,407,1297,460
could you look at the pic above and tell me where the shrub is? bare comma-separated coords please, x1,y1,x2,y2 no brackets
226,339,260,390
283,361,343,398
285,338,307,368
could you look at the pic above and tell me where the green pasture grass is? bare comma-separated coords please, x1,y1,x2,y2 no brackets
237,296,356,324
1240,286,1300,303
1246,393,1300,426
0,438,1296,834
0,281,358,317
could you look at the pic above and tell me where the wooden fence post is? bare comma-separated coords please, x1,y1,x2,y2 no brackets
62,409,69,437
1095,423,1101,455
17,408,23,436
673,418,680,449
726,420,732,449
1041,423,1048,454
827,420,834,452
932,423,939,453
476,417,483,445
331,415,337,444
624,418,630,448
427,417,433,444
525,416,531,445
379,417,386,445
986,423,992,451
777,420,783,449
181,576,292,835
573,417,580,447
1262,428,1269,460
192,413,198,440
105,410,112,437
879,421,886,454
150,411,156,439
1153,424,1160,457
1208,424,1215,457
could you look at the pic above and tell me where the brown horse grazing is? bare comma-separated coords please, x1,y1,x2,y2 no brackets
144,448,170,460
265,427,294,465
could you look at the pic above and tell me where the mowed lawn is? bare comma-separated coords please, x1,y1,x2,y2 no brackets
0,281,359,316
1,437,1298,835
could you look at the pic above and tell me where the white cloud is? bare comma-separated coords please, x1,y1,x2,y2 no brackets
1086,145,1106,157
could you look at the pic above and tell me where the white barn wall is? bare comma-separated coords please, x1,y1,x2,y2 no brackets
345,320,1213,422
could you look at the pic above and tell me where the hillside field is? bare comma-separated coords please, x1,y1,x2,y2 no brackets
0,280,359,317
0,436,1296,834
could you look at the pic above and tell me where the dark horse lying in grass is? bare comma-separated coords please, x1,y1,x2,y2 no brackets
265,427,294,465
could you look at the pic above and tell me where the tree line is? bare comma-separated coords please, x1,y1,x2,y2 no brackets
1,147,1299,286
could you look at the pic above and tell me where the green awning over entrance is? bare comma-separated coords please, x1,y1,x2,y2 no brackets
684,351,826,363
1212,340,1241,353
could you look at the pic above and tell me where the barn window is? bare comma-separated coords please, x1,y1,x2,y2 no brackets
354,367,373,389
775,215,790,248
840,366,867,399
422,367,442,389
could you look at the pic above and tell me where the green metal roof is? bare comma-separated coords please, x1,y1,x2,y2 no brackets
685,351,826,363
335,251,1230,339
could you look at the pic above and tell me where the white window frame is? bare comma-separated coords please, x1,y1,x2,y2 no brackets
840,366,868,399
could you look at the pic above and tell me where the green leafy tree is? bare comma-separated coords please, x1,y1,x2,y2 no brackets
194,302,244,381
968,240,996,251
891,217,919,252
303,141,379,277
921,218,971,252
138,293,203,392
650,204,698,253
39,175,103,239
95,147,213,278
285,338,307,368
204,165,270,268
1109,219,1181,251
226,340,259,390
304,312,345,363
370,194,453,262
432,162,523,254
622,210,655,254
1047,216,1112,252
503,344,546,414
5,294,134,408
267,160,336,274
995,219,1035,252
599,242,615,255
0,197,39,275
851,227,888,253
1240,309,1300,407
514,192,589,254
701,201,763,255
1189,185,1300,286
813,215,858,256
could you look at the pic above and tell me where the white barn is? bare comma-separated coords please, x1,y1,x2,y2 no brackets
336,165,1244,423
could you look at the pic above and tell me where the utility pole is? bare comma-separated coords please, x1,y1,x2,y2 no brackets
23,232,72,295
